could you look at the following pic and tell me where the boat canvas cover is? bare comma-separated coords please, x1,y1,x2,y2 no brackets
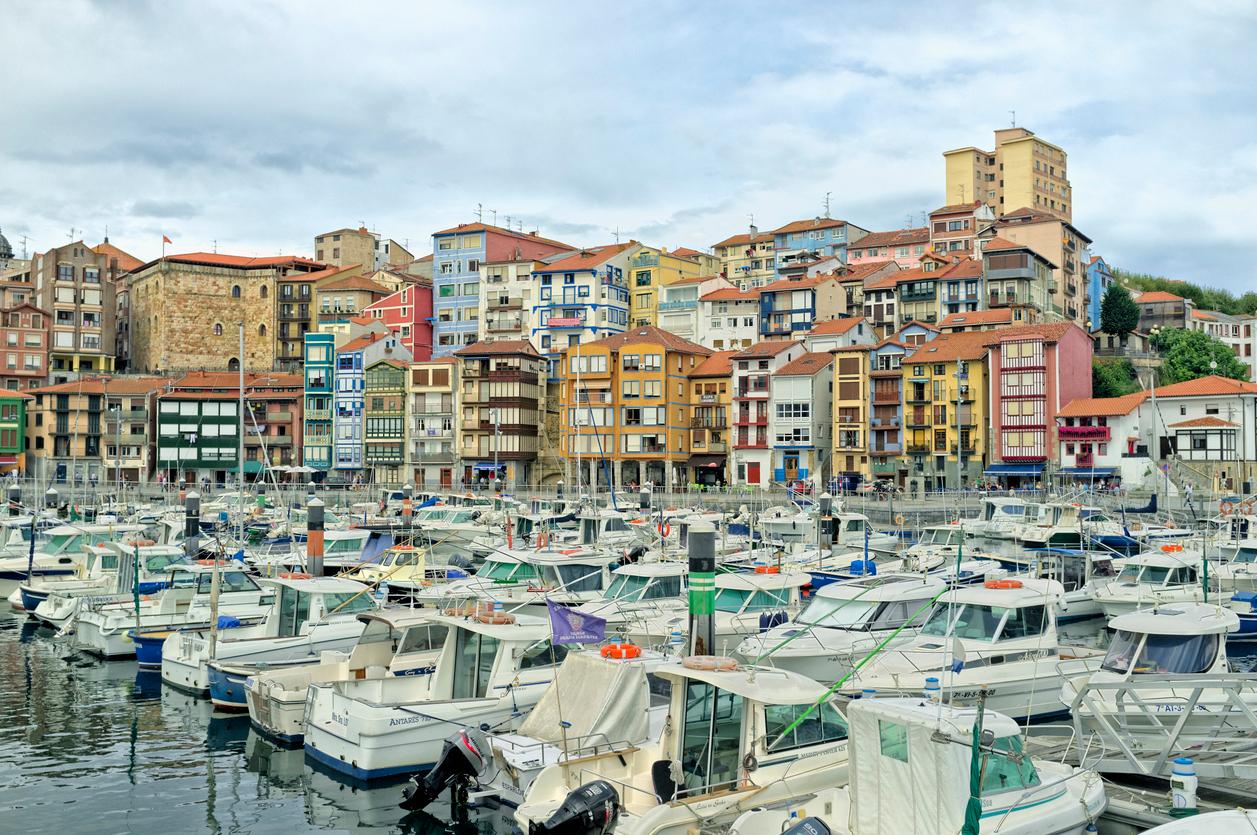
848,698,970,835
517,651,647,746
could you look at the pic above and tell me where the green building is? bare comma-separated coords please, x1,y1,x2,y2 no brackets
363,358,406,483
0,392,29,474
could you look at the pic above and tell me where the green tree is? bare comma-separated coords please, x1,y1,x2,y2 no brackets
1092,358,1141,398
1149,327,1249,384
1099,284,1140,336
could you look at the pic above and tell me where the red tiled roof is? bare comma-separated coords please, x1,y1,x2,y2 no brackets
91,241,144,272
905,330,991,363
774,352,833,376
837,261,900,282
1134,290,1186,304
809,316,866,336
701,287,760,302
28,376,170,396
849,228,929,249
690,350,738,378
318,275,391,294
453,339,542,358
712,231,773,249
929,201,983,216
981,236,1026,253
864,273,903,291
339,333,387,353
534,243,635,273
938,309,1013,330
576,326,711,355
939,257,982,279
670,247,705,259
772,217,849,235
666,274,721,287
896,321,940,334
287,264,360,283
1058,392,1149,418
1152,375,1257,398
981,322,1082,346
1169,416,1239,428
759,274,836,294
1190,309,1216,321
431,222,572,250
732,340,802,359
149,253,325,270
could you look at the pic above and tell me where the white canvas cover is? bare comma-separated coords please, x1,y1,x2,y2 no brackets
517,651,649,747
847,698,971,835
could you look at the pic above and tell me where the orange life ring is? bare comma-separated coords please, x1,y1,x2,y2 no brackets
1161,543,1183,552
126,539,156,547
278,572,312,580
536,532,549,549
984,579,1023,589
1221,501,1235,516
658,522,671,538
753,565,780,574
682,655,738,672
1165,521,1177,529
600,643,642,660
475,612,516,625
196,559,228,566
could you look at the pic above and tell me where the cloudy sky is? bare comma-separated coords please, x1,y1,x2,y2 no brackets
2,1,1254,291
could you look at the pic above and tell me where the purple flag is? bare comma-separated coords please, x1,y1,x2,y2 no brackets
546,599,606,645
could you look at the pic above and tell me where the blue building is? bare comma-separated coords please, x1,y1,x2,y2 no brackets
1085,255,1113,330
938,257,984,317
770,217,869,276
530,243,637,379
758,274,842,339
302,332,335,472
431,224,487,356
329,331,410,478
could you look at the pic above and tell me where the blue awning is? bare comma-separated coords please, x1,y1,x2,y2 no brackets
472,462,504,471
1058,467,1117,478
983,463,1046,476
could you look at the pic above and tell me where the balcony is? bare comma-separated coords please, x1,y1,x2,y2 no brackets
907,444,929,455
989,292,1017,308
691,416,725,428
905,393,929,404
872,391,899,405
872,459,899,474
733,415,768,426
870,417,900,427
545,317,583,328
305,408,331,422
905,411,930,428
487,318,523,332
1058,425,1111,442
736,382,770,398
658,300,697,311
487,298,523,311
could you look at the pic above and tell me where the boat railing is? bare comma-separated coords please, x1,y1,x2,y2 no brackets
1065,671,1257,779
496,730,644,764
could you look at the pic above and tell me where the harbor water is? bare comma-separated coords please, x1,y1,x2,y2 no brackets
0,605,513,834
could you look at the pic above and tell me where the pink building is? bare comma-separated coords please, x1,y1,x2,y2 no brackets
847,227,930,268
362,277,434,361
985,322,1092,482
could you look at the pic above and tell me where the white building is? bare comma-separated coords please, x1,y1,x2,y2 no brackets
696,287,760,351
804,316,877,353
1191,309,1257,382
769,352,833,487
1055,392,1153,487
729,340,806,487
656,275,732,343
477,255,556,345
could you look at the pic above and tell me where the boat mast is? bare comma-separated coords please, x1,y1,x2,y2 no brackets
238,322,245,547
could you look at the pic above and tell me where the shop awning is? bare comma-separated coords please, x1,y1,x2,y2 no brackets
472,462,504,471
688,455,725,468
1058,467,1117,478
983,463,1045,477
243,460,264,474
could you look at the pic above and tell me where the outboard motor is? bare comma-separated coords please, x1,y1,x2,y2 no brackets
780,818,833,835
620,545,647,565
399,728,492,811
527,780,620,835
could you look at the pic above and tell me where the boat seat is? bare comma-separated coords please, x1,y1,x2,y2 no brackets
651,759,677,803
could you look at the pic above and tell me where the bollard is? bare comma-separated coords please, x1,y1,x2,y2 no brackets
184,490,201,558
687,520,716,657
307,497,325,577
1171,757,1198,809
639,487,651,512
7,483,19,517
45,486,58,513
402,482,413,526
307,480,317,501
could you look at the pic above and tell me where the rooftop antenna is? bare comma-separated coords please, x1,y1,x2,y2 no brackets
504,215,512,230
489,208,497,227
475,203,483,222
1010,110,1016,127
612,226,621,244
212,239,218,253
823,193,831,219
19,235,29,258
517,220,524,233
103,224,109,243
67,227,80,245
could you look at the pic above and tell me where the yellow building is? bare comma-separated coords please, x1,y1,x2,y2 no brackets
687,350,736,487
712,229,776,290
901,330,989,491
626,246,707,328
831,345,872,482
558,325,711,491
944,127,1072,221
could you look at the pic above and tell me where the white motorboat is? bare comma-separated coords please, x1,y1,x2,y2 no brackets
726,696,1106,835
1063,604,1249,749
515,657,850,835
961,496,1028,538
1013,502,1093,549
574,562,687,638
841,577,1103,721
422,547,623,617
26,542,189,628
245,608,449,745
1093,547,1207,618
302,610,563,780
1022,548,1117,623
734,574,946,682
159,575,379,700
623,569,811,654
12,523,168,608
72,563,274,658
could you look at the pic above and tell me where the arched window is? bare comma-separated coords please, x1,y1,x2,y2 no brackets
227,357,240,372
231,285,241,298
213,323,223,336
258,323,267,337
260,285,268,298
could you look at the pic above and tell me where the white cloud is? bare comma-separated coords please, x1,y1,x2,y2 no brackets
1,0,1254,291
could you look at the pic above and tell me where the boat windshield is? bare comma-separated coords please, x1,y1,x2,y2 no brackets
714,587,792,613
921,603,1044,642
922,528,963,547
1118,564,1167,584
980,735,1041,796
324,591,378,614
143,552,186,573
606,573,682,602
195,571,260,594
44,533,82,555
480,559,533,582
538,563,605,593
795,597,877,628
1101,629,1219,674
1231,547,1257,565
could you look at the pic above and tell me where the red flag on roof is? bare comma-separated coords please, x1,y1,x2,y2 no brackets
162,235,172,244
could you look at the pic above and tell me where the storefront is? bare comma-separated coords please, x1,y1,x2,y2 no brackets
982,462,1045,489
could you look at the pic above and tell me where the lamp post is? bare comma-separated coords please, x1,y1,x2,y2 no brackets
490,407,500,490
109,404,122,498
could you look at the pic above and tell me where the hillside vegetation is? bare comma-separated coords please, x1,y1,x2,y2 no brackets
1115,268,1257,315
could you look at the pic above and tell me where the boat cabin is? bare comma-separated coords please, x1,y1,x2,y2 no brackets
260,576,378,638
1100,604,1235,676
1028,548,1116,593
1112,550,1200,590
919,578,1062,646
793,574,944,632
602,563,686,603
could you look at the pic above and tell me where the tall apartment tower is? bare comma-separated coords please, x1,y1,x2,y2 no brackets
943,127,1072,221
